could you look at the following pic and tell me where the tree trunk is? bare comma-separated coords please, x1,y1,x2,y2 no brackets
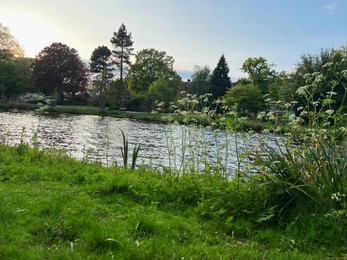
100,65,107,112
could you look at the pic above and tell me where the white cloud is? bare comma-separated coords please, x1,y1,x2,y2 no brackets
325,2,338,11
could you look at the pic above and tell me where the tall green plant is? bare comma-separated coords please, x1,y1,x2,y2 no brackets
255,68,347,223
120,130,140,170
161,93,251,180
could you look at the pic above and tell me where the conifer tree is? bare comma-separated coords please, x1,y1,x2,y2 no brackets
110,23,134,106
210,55,231,99
110,23,134,80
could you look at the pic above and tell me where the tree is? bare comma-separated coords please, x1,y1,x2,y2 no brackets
268,71,294,102
292,47,347,111
110,23,134,81
32,42,88,104
90,45,113,111
0,57,35,100
0,23,24,59
241,57,276,95
110,23,134,105
0,24,33,100
148,77,175,104
210,55,231,99
126,48,180,94
0,59,18,99
223,83,263,113
190,65,211,95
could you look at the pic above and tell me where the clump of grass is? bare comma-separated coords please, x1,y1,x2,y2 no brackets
120,130,140,170
252,69,347,252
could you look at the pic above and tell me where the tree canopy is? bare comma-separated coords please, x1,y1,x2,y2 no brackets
90,45,113,110
210,55,231,99
90,46,112,74
190,65,211,96
292,47,347,111
32,42,88,103
241,57,276,95
0,23,24,59
126,48,180,94
110,23,134,80
223,83,263,113
148,77,176,104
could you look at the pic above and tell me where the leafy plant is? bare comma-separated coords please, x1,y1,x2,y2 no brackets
253,67,347,251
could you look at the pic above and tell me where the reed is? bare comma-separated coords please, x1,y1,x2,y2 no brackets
120,130,141,170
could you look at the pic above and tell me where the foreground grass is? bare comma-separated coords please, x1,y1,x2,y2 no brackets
0,143,343,259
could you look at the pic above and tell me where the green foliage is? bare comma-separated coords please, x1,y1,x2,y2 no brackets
0,57,34,99
127,48,180,95
241,57,276,95
255,137,347,214
0,59,18,98
90,45,113,111
268,71,294,102
110,23,134,109
110,23,134,80
90,46,112,74
210,54,231,99
0,141,342,258
253,65,347,252
125,92,153,112
120,130,140,170
190,65,211,95
293,46,347,111
224,83,263,113
2,43,347,258
148,78,175,104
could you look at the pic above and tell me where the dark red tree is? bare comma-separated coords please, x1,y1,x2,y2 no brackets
32,42,88,103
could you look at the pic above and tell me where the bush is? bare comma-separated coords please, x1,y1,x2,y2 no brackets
18,93,56,105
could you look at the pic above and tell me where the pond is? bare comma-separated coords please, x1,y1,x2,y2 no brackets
0,111,271,174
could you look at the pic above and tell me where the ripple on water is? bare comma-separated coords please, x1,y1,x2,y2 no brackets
0,111,273,173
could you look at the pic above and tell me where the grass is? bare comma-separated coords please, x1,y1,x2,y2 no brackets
0,142,344,259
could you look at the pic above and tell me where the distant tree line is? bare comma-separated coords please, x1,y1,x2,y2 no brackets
1,21,346,116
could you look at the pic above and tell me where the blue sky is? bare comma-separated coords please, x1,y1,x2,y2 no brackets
1,0,346,80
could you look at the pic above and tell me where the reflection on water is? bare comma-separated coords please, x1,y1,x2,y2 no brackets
0,111,271,173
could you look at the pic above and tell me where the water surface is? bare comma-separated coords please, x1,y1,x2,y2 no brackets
0,111,270,173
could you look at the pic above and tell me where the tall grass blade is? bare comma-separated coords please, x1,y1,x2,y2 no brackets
120,130,128,168
131,144,141,170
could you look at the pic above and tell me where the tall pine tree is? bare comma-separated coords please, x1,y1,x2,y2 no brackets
210,55,231,99
110,23,134,80
110,23,134,106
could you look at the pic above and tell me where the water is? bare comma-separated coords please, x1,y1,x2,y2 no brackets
0,111,270,173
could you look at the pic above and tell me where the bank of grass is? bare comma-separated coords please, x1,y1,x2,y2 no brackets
0,142,344,259
0,102,167,122
0,102,272,131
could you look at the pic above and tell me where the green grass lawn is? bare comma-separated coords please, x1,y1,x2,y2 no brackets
0,143,344,259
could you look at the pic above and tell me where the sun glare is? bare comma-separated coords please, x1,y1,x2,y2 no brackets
2,10,61,58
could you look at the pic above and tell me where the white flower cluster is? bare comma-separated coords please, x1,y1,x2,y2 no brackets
331,192,346,202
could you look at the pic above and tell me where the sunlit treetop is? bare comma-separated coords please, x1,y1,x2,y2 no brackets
0,23,25,59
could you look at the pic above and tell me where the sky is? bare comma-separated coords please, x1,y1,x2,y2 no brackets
1,0,346,81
